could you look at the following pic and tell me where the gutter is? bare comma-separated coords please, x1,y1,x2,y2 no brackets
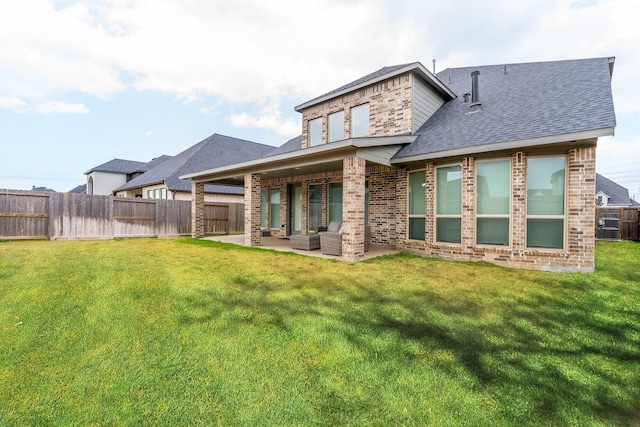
391,127,615,165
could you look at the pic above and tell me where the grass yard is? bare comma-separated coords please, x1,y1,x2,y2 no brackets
0,238,639,426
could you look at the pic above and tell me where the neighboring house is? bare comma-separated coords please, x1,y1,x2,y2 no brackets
114,133,274,203
596,173,639,207
85,158,148,195
68,184,87,194
183,57,616,272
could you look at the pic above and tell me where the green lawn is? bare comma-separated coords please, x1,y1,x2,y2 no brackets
0,238,639,426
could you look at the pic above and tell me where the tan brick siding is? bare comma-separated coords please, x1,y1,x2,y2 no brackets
300,73,415,148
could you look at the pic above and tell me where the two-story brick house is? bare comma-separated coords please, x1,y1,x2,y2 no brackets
183,57,616,272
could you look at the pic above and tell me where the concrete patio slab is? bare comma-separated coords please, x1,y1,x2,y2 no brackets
202,234,399,261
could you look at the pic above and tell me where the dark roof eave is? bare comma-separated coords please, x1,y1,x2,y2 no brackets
391,127,614,165
181,135,416,183
294,63,455,112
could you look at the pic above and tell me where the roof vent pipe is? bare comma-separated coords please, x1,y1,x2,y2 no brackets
471,71,480,104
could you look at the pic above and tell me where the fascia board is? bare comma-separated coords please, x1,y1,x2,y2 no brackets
181,135,415,182
391,127,615,165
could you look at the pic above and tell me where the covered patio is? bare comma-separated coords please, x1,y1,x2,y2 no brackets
202,234,400,261
182,135,413,262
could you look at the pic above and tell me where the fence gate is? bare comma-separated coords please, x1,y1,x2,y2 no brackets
621,208,639,241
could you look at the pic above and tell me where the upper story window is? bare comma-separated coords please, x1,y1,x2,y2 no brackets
309,118,322,147
351,103,370,137
329,111,345,142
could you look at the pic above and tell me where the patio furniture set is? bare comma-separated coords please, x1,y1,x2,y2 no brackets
289,222,371,256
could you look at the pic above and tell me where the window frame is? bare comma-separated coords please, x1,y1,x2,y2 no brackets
525,155,567,250
308,117,323,147
328,182,343,224
351,103,370,138
407,169,426,241
308,183,323,231
270,188,281,229
328,111,345,143
435,163,463,244
260,188,267,228
475,158,511,247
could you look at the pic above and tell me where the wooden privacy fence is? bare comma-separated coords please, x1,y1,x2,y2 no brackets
0,192,244,240
596,207,640,241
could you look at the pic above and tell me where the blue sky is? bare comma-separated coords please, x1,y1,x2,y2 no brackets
1,0,639,199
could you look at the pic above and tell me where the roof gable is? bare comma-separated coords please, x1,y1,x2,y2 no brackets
85,158,145,175
295,62,454,112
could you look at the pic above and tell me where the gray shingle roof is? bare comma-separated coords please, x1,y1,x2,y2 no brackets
267,135,302,156
85,158,145,175
596,173,633,206
115,134,274,194
394,57,616,159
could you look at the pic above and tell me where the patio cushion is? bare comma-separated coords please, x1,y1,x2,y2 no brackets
327,221,342,233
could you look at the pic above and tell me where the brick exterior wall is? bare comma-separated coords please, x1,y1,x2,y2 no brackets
191,182,205,238
300,73,415,148
394,147,597,272
244,173,261,246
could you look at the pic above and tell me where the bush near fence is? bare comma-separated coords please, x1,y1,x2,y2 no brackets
0,192,243,240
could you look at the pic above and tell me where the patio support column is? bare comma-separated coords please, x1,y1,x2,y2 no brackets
342,157,366,261
244,173,261,246
191,181,205,238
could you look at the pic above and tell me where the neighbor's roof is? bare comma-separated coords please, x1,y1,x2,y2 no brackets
85,158,146,175
393,57,616,161
115,133,274,194
596,173,633,206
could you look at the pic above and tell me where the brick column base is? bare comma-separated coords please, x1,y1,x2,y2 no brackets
191,182,205,238
342,157,366,261
244,173,261,246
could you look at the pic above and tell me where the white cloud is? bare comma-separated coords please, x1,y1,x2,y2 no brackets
35,100,89,114
230,101,300,137
0,97,27,112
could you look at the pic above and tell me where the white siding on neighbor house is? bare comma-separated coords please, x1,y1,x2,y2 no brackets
412,76,446,133
172,191,244,204
88,171,128,195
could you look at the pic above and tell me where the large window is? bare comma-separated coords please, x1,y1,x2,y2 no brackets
351,103,370,137
329,111,345,142
476,159,510,246
270,188,281,229
309,118,322,146
308,184,322,231
436,165,462,243
408,170,425,240
329,182,343,223
260,188,267,228
526,156,565,249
